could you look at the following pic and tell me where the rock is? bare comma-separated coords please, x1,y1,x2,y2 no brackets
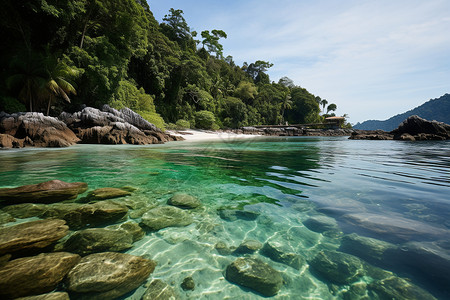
0,112,80,148
343,213,449,243
392,115,450,140
309,250,365,284
340,233,398,263
107,221,145,242
42,200,128,230
0,180,88,204
181,276,195,291
0,211,15,225
15,292,70,300
141,206,193,231
62,228,134,256
215,242,232,255
85,187,131,201
2,203,48,218
233,240,262,255
0,254,11,267
66,252,156,300
142,279,179,300
225,257,283,296
0,219,68,256
168,193,201,209
260,241,303,270
349,130,394,140
218,209,260,221
0,252,80,299
303,215,340,233
369,276,437,300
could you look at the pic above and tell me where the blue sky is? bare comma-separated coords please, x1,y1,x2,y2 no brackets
149,0,450,124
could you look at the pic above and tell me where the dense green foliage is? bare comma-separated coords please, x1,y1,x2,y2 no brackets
354,93,450,131
0,0,347,128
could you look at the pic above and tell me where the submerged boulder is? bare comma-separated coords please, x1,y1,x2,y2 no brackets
218,209,260,221
62,228,134,256
168,193,201,209
0,219,68,256
340,233,398,263
0,180,88,204
85,187,131,201
142,279,179,300
66,252,156,300
303,215,340,233
309,250,365,284
141,206,193,231
369,276,438,300
15,292,70,300
260,240,303,270
106,221,145,242
225,257,283,296
233,240,263,255
0,211,15,225
0,252,80,299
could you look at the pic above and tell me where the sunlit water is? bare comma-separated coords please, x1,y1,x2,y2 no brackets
1,136,449,299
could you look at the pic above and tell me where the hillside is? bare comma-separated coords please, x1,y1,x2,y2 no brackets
354,94,450,131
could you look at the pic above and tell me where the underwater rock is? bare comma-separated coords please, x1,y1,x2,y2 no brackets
260,240,303,270
215,242,232,255
141,206,193,231
343,213,449,242
181,276,195,291
0,254,11,267
1,203,48,218
225,257,283,296
66,252,156,300
107,221,145,242
0,252,80,299
233,240,263,255
303,215,340,233
62,228,133,256
142,279,179,300
340,233,398,263
0,219,68,256
168,193,201,209
42,200,128,230
0,180,88,204
369,276,437,300
15,292,70,300
309,250,365,284
341,282,369,300
0,211,15,225
85,187,131,201
218,209,260,221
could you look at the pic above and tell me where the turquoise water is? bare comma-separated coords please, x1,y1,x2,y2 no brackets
1,136,449,299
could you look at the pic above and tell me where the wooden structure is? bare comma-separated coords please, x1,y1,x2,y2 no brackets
252,117,345,130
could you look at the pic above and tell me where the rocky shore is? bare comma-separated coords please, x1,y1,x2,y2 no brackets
0,179,445,299
0,105,183,148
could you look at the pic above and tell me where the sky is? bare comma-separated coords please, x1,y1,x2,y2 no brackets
148,0,450,124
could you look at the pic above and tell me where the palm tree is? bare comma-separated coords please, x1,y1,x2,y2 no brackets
281,91,293,124
42,57,79,116
320,99,328,114
6,52,47,112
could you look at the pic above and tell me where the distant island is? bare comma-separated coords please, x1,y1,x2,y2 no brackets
354,94,450,131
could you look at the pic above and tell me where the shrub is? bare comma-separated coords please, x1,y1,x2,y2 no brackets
176,119,190,129
137,110,166,131
0,96,26,113
195,110,215,129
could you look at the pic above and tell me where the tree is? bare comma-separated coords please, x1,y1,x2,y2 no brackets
201,29,227,58
320,99,328,113
326,103,337,114
281,91,292,123
278,76,295,88
245,60,273,81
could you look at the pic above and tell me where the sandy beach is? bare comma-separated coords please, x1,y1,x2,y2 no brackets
167,129,261,142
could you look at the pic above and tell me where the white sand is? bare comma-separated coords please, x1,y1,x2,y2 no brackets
167,129,261,142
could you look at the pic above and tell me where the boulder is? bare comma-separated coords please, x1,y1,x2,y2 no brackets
218,209,260,221
168,193,201,209
215,242,232,256
349,130,394,140
392,115,450,139
369,276,437,300
2,203,48,218
66,252,156,300
16,292,70,300
0,254,11,267
308,250,365,284
141,206,193,231
62,228,134,256
107,221,145,242
303,215,340,233
260,241,303,270
225,257,283,296
233,240,263,255
0,211,15,225
0,252,80,299
0,219,68,256
339,233,398,263
180,276,195,291
0,112,80,148
85,187,131,201
142,279,179,300
0,180,88,204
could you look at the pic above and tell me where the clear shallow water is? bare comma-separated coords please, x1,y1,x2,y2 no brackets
1,136,449,299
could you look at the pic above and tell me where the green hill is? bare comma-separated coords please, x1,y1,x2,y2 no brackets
354,93,450,131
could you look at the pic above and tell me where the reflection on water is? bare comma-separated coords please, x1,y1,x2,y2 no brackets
1,137,449,299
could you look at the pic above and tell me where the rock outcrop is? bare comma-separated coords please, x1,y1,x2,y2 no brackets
0,112,79,148
0,252,80,299
0,180,88,204
0,219,68,257
60,105,182,145
66,252,156,300
225,257,283,296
